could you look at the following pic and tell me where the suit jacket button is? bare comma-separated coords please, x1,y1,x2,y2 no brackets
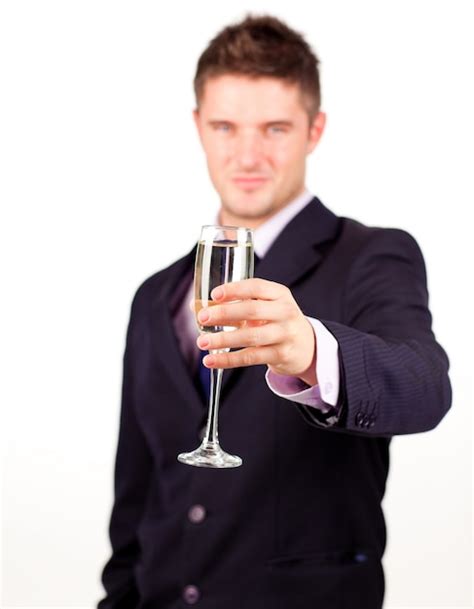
355,412,364,426
188,504,206,524
183,585,200,604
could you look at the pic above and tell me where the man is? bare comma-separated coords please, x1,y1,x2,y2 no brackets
98,15,451,609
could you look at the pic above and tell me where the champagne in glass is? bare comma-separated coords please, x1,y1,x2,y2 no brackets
178,225,254,468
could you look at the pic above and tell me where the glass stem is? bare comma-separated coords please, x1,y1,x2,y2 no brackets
203,364,224,446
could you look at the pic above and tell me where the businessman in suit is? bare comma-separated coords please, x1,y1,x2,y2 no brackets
98,15,451,609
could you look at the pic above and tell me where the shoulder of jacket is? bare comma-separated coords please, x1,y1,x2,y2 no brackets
339,217,421,252
131,251,192,313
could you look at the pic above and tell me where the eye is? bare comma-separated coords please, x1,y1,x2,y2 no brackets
267,124,288,135
213,122,232,133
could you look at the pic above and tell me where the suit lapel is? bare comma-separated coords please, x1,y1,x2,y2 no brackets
150,247,205,415
254,197,340,284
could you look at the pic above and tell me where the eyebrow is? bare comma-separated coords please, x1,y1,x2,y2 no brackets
265,120,294,127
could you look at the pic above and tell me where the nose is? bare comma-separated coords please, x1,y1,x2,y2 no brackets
235,131,263,170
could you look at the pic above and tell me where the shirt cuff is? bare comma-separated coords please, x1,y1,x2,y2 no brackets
265,317,340,413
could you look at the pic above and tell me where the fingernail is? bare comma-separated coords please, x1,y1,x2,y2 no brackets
212,287,224,300
198,310,210,322
203,355,215,367
198,336,210,349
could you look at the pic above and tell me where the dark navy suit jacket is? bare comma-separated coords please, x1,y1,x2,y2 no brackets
98,198,451,609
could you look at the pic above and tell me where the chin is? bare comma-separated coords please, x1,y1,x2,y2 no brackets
227,203,273,222
224,191,276,219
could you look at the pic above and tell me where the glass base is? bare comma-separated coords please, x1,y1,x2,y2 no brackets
177,441,242,468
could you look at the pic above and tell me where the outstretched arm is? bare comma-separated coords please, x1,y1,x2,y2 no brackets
195,229,451,437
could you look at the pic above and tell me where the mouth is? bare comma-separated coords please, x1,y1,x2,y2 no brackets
231,176,269,191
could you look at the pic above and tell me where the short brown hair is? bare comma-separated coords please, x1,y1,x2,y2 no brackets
194,14,321,119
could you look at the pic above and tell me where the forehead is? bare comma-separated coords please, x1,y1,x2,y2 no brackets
199,74,308,122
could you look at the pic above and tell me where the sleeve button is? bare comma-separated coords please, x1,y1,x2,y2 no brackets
188,504,206,524
183,585,200,604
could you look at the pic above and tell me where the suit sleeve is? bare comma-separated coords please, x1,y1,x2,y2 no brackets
298,228,452,437
98,288,153,608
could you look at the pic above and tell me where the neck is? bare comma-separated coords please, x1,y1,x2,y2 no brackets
219,187,307,229
218,210,275,230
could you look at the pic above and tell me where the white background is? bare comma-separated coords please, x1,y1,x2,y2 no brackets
1,1,472,607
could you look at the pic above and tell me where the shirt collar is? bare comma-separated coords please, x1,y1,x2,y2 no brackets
253,189,314,258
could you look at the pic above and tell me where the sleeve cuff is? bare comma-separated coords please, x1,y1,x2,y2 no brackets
309,318,340,406
264,317,340,415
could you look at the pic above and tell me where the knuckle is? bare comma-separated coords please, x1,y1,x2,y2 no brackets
269,345,281,365
216,304,228,321
241,349,255,367
282,301,293,317
277,344,292,365
288,302,300,320
287,324,299,342
274,326,288,346
280,284,291,298
247,300,260,320
210,334,222,349
249,328,260,346
213,352,226,368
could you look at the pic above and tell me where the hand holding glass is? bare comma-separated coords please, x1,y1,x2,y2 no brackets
177,225,254,468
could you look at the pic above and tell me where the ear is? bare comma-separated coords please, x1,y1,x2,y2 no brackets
307,111,326,155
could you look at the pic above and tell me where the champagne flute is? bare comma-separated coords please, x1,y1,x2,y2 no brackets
178,225,254,468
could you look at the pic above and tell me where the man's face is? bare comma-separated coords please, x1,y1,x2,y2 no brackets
194,74,325,227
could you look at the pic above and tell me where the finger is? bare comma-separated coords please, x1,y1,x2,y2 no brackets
197,322,284,351
197,299,291,326
211,278,288,303
203,345,280,369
